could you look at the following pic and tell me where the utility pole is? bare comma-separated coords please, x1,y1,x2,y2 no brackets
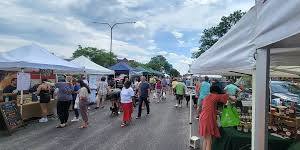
93,21,136,66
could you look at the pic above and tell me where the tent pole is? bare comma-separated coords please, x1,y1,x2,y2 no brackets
20,68,24,116
189,75,194,139
55,74,58,83
114,74,116,88
251,69,256,150
252,48,270,150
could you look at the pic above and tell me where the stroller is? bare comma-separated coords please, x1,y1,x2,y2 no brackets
110,103,119,116
109,90,121,116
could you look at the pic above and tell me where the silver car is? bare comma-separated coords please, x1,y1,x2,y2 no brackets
271,81,300,116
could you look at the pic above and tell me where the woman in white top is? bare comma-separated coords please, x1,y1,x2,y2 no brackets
120,81,135,127
77,80,91,129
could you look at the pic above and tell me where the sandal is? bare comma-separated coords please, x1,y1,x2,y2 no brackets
79,125,87,129
121,122,126,127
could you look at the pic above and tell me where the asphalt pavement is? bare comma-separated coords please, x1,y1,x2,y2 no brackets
0,94,200,150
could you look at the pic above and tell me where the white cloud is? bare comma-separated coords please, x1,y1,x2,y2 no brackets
178,40,185,47
145,0,253,32
190,47,199,53
0,0,253,75
171,31,183,39
158,51,168,56
165,52,194,75
184,0,221,6
134,21,147,29
147,45,157,50
117,0,148,8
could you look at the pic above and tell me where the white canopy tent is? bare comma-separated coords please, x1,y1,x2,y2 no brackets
254,1,300,150
255,0,300,49
0,44,83,116
191,1,300,149
191,5,300,77
70,56,114,104
70,56,114,75
0,44,83,72
191,6,256,75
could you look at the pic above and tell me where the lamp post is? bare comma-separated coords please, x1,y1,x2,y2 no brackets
93,21,136,66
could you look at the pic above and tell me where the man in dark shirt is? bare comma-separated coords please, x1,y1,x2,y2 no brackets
3,78,17,101
136,76,150,119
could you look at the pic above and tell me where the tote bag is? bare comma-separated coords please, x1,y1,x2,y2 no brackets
221,104,240,127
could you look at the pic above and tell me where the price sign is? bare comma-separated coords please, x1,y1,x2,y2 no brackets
0,101,23,134
17,72,31,90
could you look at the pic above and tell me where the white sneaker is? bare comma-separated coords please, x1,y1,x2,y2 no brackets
179,104,182,108
39,117,48,123
174,104,178,107
71,117,80,122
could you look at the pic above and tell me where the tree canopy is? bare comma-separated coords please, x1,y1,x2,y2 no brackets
72,45,181,76
169,68,180,77
146,55,172,74
72,45,117,67
127,60,146,68
192,10,246,58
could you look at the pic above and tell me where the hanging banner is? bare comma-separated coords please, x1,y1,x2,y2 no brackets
17,73,31,90
89,75,100,90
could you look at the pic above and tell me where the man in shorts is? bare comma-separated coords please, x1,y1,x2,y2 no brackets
161,78,168,99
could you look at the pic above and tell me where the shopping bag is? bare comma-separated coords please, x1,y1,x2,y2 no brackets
221,104,240,127
162,92,166,98
153,92,157,99
74,95,79,109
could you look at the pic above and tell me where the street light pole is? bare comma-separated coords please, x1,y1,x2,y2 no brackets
93,22,136,66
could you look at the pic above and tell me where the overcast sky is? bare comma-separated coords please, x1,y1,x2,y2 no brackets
0,0,254,74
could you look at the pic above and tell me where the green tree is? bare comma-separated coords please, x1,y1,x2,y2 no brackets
128,61,146,68
192,10,246,58
146,55,172,73
169,68,180,77
72,45,117,67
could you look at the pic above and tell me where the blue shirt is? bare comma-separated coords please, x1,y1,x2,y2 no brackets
55,82,73,101
72,85,81,100
139,82,150,98
198,81,211,105
224,84,241,96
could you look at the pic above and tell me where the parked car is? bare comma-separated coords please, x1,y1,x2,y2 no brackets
271,81,300,116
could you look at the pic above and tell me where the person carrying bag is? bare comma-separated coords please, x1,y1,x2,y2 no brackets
220,102,240,127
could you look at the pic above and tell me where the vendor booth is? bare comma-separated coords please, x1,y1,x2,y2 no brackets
110,62,134,75
0,44,83,121
191,1,300,149
110,62,142,88
70,56,114,103
70,56,114,75
135,66,151,76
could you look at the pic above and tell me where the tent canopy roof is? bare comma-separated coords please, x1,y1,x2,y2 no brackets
0,44,82,72
135,66,150,73
255,1,300,49
191,3,300,77
110,62,134,71
71,56,114,75
191,6,256,75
